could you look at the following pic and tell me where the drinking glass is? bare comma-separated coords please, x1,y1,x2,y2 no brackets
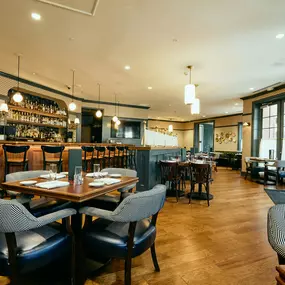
74,166,83,185
49,164,57,180
93,164,100,178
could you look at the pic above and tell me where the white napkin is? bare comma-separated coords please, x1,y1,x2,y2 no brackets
95,178,121,185
35,181,70,189
40,174,66,179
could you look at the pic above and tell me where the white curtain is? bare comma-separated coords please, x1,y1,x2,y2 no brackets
259,139,277,159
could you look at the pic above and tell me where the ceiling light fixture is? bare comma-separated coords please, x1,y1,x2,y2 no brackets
31,12,41,20
12,55,23,103
225,111,229,114
168,125,173,133
112,93,118,123
74,118,80,124
124,65,131,70
68,70,77,111
191,98,200,115
276,33,284,39
184,65,195,105
234,103,239,106
115,100,121,126
243,122,250,127
249,87,255,91
95,83,103,118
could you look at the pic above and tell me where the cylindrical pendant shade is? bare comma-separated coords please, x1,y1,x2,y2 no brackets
0,103,8,112
68,102,77,111
184,84,196,105
168,125,173,132
191,98,200,115
74,118,80,124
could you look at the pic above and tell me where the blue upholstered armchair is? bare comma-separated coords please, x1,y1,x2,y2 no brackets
0,199,76,284
6,170,73,217
79,184,166,285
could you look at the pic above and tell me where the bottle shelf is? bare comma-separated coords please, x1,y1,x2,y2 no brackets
7,119,66,129
8,105,67,119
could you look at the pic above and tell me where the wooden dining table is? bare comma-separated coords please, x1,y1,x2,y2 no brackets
1,175,139,285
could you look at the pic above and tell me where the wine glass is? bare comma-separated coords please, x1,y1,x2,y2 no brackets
49,164,57,180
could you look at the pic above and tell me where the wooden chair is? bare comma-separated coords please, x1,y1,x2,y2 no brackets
41,145,65,172
189,163,211,206
81,146,94,172
160,161,181,202
105,146,116,167
3,145,30,182
244,157,252,180
94,146,106,169
116,146,126,168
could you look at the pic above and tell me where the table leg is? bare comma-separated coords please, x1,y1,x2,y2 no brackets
198,183,202,195
72,211,86,285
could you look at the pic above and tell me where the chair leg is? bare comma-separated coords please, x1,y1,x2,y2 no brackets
151,243,160,272
125,255,132,285
189,183,194,204
206,183,210,207
244,171,247,180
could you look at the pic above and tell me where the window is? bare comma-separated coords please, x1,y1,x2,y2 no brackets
111,120,141,139
259,104,278,158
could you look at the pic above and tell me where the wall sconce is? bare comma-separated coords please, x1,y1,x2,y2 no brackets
74,118,80,124
243,122,250,126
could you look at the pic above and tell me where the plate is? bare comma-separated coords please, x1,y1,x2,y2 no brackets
100,172,108,177
60,172,68,175
20,180,37,186
89,181,105,188
109,174,122,178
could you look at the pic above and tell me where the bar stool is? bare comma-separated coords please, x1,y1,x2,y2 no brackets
3,145,30,181
105,146,116,167
94,146,106,169
116,146,125,168
81,146,94,172
41,145,65,172
128,148,137,170
125,146,129,168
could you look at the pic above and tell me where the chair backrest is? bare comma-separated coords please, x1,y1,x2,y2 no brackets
106,146,116,157
3,145,30,163
112,185,166,222
95,146,106,158
101,168,137,177
190,163,210,184
0,199,40,233
245,157,251,163
81,146,94,159
160,161,178,182
41,145,65,162
6,170,50,182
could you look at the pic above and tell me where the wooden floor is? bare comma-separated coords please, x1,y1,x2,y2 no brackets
0,168,278,284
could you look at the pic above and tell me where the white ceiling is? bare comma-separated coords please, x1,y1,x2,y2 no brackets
1,0,285,121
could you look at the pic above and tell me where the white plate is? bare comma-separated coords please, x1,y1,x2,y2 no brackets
20,180,37,186
100,172,108,177
89,181,105,188
109,174,122,178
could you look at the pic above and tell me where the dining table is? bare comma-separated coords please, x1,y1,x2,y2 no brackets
1,174,139,285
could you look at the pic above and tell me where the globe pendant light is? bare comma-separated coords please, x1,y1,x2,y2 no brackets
184,65,195,105
191,98,200,115
112,93,118,122
68,70,77,111
96,83,103,118
74,117,80,124
13,55,23,103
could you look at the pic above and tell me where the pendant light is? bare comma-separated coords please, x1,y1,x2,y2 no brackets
184,65,195,105
95,83,103,118
68,70,77,111
13,55,23,103
112,93,118,123
74,117,80,124
168,125,173,132
191,98,200,115
115,100,121,126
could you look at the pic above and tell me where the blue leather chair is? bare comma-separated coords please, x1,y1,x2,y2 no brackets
79,184,166,285
0,199,76,284
6,170,73,217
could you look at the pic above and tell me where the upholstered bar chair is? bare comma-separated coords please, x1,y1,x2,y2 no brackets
6,170,73,217
268,204,285,264
79,184,166,285
0,199,76,284
88,168,137,211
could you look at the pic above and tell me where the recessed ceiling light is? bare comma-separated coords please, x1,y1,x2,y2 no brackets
169,104,171,107
234,103,239,106
202,115,206,118
32,72,37,75
124,65,131,70
249,87,255,91
225,112,229,114
31,13,41,20
148,86,153,90
276,33,284,39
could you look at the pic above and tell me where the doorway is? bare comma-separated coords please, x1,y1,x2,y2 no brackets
194,121,214,153
81,108,103,143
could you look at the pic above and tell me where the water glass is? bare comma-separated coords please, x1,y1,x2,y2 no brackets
93,164,100,178
74,166,83,185
49,164,57,180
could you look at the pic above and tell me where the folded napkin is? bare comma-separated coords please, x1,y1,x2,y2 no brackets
96,178,121,185
40,174,66,179
35,181,70,189
86,172,108,178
